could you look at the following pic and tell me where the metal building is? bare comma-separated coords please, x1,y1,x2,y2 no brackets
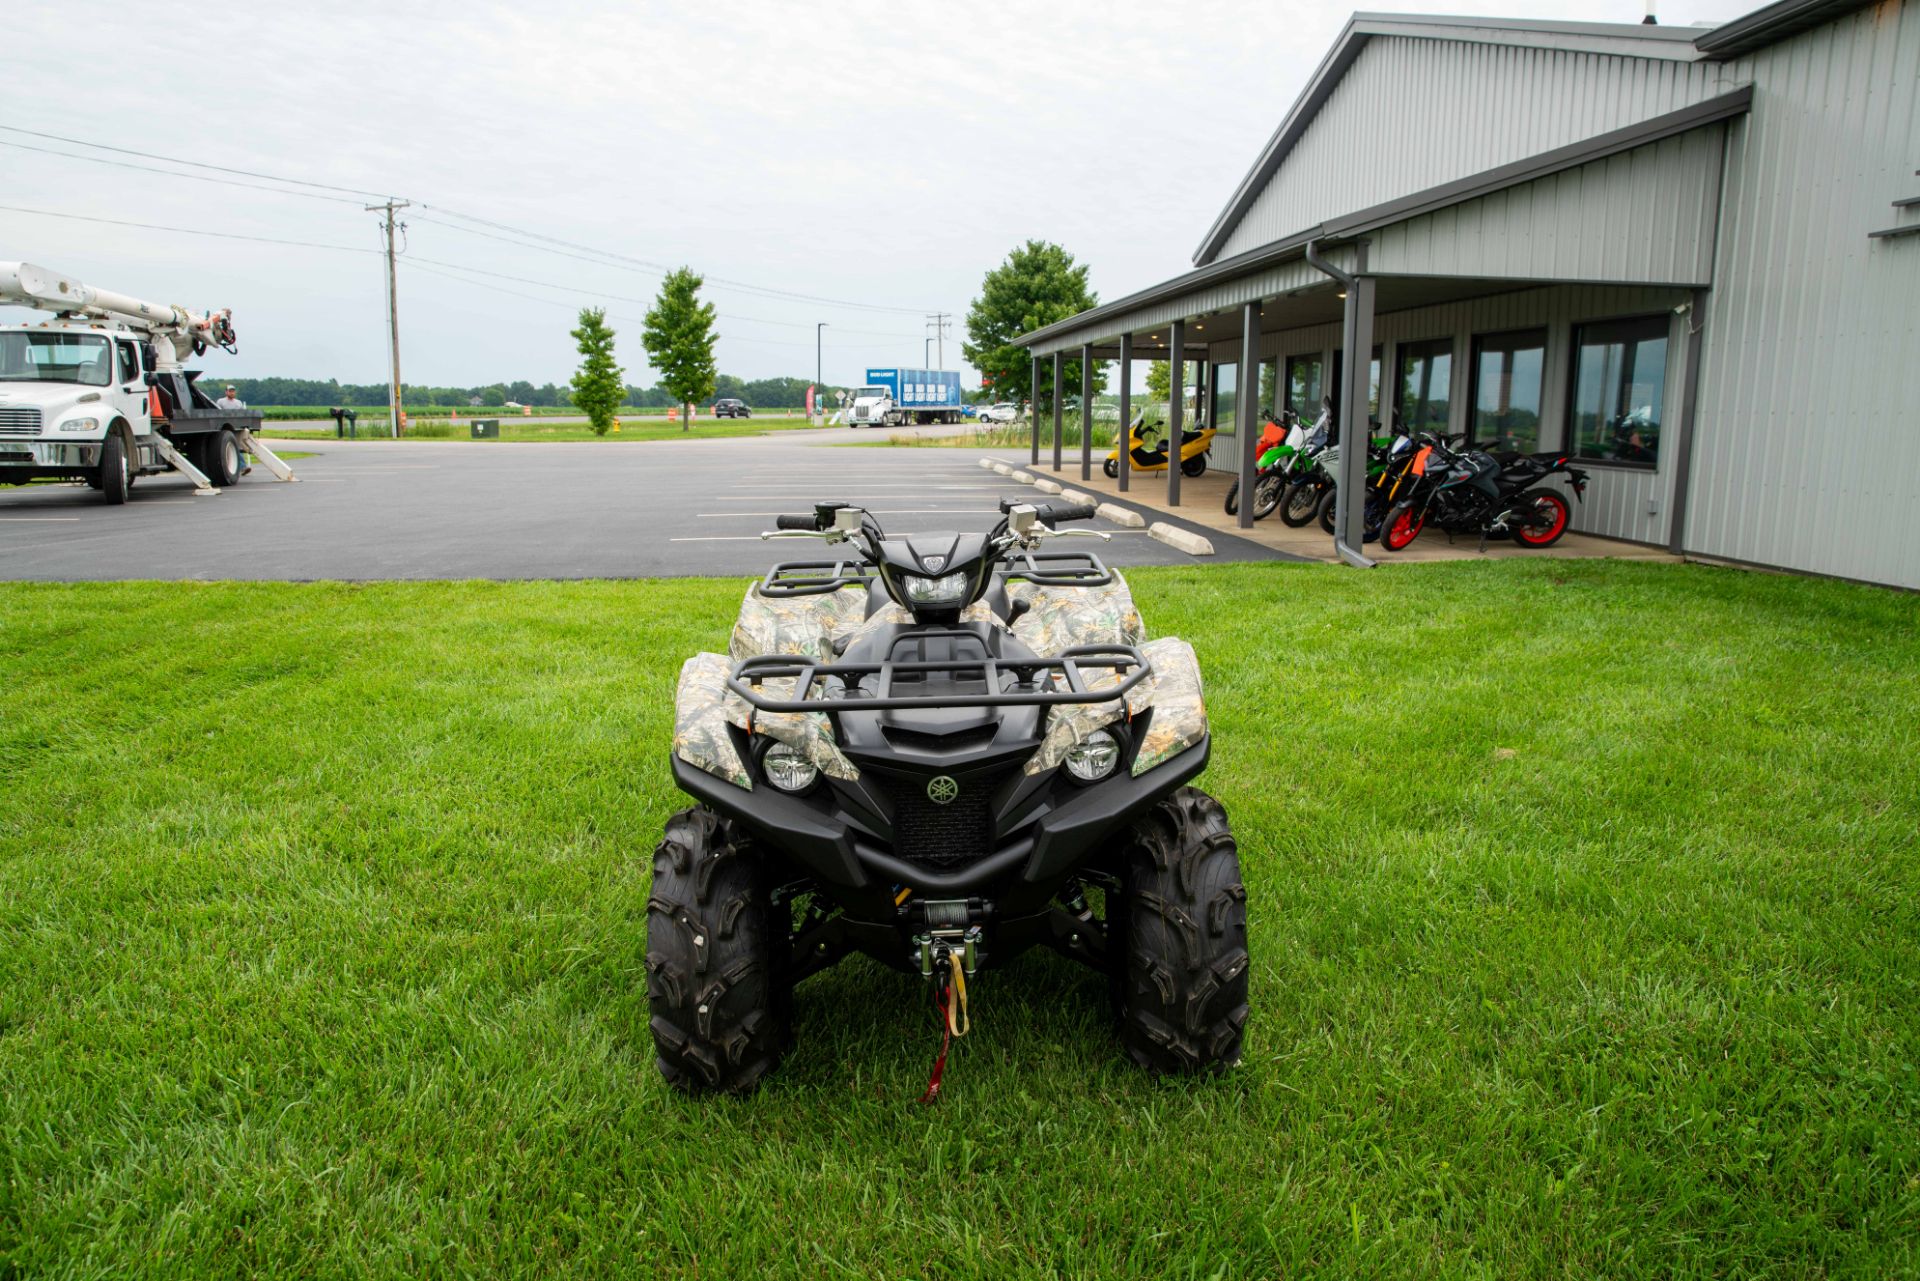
1019,0,1919,588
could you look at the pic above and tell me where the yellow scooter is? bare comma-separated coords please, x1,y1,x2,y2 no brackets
1103,409,1215,478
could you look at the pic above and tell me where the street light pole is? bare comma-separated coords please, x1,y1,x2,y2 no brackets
925,337,934,367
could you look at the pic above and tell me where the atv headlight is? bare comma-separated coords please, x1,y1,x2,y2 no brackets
761,742,819,793
1063,729,1121,783
902,571,968,606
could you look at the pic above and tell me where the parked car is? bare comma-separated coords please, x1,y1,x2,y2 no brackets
979,401,1020,423
713,398,752,419
961,404,979,419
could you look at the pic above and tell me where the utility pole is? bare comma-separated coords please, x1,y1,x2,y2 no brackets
926,312,951,369
366,198,410,438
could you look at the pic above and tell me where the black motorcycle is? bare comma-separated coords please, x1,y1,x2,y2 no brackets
1379,436,1588,552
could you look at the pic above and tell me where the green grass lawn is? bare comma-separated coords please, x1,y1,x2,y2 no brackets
259,415,824,444
2,562,1916,1278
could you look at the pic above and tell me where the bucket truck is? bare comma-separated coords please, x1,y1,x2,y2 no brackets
0,261,296,504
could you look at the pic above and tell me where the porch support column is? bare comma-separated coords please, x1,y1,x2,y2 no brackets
1166,319,1186,507
1079,343,1094,482
1029,353,1041,465
1050,350,1064,472
1236,299,1262,529
1117,334,1133,493
1331,253,1375,565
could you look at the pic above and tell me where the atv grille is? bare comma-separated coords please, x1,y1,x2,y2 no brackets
890,781,994,869
0,408,43,437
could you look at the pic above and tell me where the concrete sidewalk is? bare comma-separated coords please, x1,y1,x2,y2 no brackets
997,447,1680,566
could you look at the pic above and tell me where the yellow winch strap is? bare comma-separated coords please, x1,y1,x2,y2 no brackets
947,950,971,1037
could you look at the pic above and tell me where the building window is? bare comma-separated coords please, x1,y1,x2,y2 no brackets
1258,359,1278,418
1329,347,1382,429
1211,362,1237,432
1469,328,1546,453
1395,337,1453,434
1570,315,1669,467
1285,352,1323,418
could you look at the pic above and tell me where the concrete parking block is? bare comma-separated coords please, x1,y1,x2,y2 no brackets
1010,470,1035,483
1149,522,1215,556
1061,489,1097,506
1033,478,1062,494
1097,502,1146,528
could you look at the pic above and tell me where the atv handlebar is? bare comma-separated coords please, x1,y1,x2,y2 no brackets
775,513,818,531
997,498,1097,525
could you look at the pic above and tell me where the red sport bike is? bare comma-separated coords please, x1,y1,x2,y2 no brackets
1378,434,1588,553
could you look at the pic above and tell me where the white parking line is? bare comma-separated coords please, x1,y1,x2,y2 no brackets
0,516,83,522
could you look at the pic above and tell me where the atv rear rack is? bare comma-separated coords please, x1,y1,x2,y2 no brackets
757,550,1113,599
729,643,1149,712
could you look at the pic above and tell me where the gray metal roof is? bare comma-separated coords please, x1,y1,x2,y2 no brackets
1018,87,1753,350
1693,0,1877,57
1189,0,1875,267
1190,12,1706,267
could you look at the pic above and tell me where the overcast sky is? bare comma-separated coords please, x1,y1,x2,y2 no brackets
4,0,1757,391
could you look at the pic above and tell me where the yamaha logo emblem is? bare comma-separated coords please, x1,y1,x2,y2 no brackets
921,555,947,573
926,776,959,805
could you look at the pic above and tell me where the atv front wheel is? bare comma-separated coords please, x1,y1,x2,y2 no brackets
1110,787,1249,1074
647,806,789,1093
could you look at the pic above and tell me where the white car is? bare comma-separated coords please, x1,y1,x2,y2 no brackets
979,401,1021,424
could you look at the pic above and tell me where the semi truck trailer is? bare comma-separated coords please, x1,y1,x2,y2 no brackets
847,367,963,427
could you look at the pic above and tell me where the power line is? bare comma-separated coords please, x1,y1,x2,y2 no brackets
416,206,938,315
0,203,375,253
401,258,909,351
0,124,396,200
2,123,952,320
403,253,923,338
0,139,368,206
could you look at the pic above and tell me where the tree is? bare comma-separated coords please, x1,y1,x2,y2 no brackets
963,241,1099,409
641,268,718,431
1145,360,1170,404
569,308,626,436
480,384,507,408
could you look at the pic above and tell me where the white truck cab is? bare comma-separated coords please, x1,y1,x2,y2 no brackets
847,384,896,428
0,261,293,503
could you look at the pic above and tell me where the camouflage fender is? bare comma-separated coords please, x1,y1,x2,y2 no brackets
673,652,752,789
1130,637,1207,776
1008,573,1147,656
731,584,869,661
1022,634,1207,777
748,676,864,787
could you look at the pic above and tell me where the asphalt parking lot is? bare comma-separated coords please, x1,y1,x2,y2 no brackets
0,435,1291,581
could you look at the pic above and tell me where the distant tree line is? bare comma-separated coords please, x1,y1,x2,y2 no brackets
229,373,847,409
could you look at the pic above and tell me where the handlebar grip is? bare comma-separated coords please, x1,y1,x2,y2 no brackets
1043,502,1097,523
775,514,818,531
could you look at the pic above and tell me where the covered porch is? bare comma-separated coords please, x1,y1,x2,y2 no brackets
1017,89,1746,565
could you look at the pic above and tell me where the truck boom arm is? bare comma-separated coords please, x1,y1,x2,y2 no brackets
0,261,236,373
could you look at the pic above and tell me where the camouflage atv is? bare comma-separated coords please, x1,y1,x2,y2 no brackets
653,498,1248,1093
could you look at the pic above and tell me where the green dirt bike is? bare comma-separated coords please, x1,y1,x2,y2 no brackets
1224,406,1327,520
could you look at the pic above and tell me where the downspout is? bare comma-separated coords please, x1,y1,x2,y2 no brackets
1305,237,1375,569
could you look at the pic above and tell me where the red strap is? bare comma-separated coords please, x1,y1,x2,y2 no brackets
918,982,953,1105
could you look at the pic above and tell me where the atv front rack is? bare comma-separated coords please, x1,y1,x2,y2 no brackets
757,550,1112,599
729,643,1149,712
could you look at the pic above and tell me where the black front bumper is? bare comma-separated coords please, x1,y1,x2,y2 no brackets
669,733,1209,916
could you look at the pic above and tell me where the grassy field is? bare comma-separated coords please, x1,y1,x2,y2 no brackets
1,562,1916,1277
843,418,1122,449
259,415,825,444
